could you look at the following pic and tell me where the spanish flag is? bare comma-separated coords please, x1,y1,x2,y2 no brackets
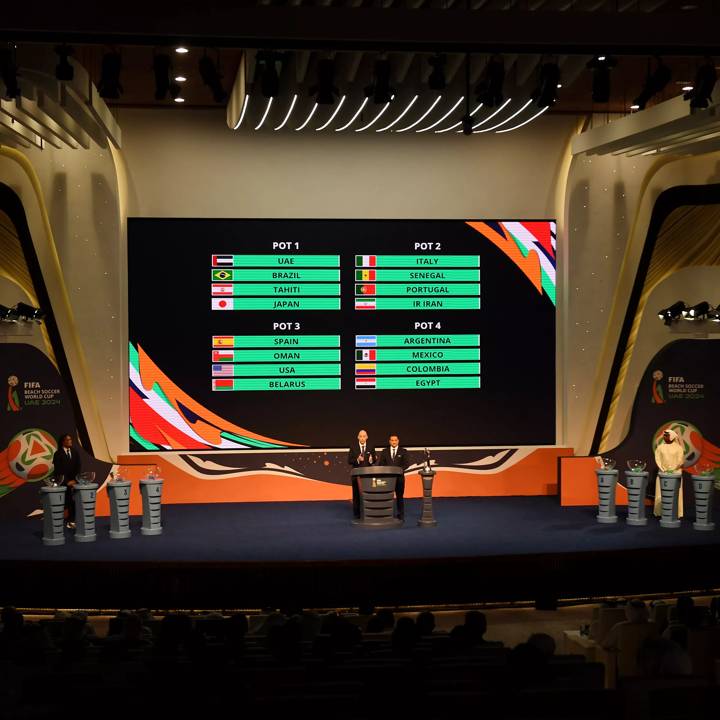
212,336,235,348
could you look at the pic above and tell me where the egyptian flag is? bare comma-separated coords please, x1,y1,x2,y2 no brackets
355,284,376,295
213,350,234,362
356,349,376,361
355,377,376,389
211,283,234,296
356,269,376,281
212,255,234,266
355,255,377,267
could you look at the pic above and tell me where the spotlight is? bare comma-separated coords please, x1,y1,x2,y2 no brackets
14,302,45,322
586,55,617,104
174,97,185,103
0,43,20,99
55,45,74,82
365,59,394,104
475,55,505,108
684,57,717,109
428,54,447,91
658,301,686,326
709,306,720,322
256,50,282,99
175,46,189,55
98,52,123,99
0,304,20,322
175,75,187,83
682,301,711,320
153,54,172,100
199,53,227,103
632,57,672,110
309,58,339,105
531,60,561,108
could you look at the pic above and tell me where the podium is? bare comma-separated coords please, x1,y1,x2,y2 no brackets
351,466,403,527
624,471,649,526
691,474,716,531
658,472,682,528
595,469,618,523
418,469,438,527
107,480,132,539
40,486,67,546
140,477,163,535
73,483,99,542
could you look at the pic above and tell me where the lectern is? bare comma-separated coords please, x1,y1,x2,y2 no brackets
351,466,403,527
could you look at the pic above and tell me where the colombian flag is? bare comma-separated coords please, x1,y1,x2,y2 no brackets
355,255,377,267
356,284,376,295
355,363,376,375
212,336,235,348
356,269,376,281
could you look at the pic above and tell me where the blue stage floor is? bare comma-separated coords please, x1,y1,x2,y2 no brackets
2,496,719,564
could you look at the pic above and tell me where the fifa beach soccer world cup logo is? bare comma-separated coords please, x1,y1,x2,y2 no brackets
651,370,665,404
6,375,21,412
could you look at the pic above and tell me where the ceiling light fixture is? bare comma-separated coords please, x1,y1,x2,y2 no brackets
428,53,447,91
98,51,123,99
435,102,482,134
475,55,505,108
256,50,282,98
586,55,618,103
175,46,189,54
365,59,395,104
199,52,227,103
310,58,340,105
632,56,672,110
684,57,717,109
531,59,561,108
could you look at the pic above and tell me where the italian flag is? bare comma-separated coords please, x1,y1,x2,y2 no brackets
356,349,376,361
355,377,376,389
355,299,376,310
212,255,234,266
355,255,377,267
211,283,234,296
212,378,234,390
213,350,234,362
356,284,376,295
355,269,376,281
212,336,235,348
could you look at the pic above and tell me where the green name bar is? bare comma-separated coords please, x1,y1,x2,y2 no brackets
355,269,480,282
358,362,480,376
215,283,340,296
214,377,342,391
213,269,341,282
217,363,341,377
358,376,482,390
360,334,480,347
357,348,480,361
356,255,479,268
355,283,480,296
213,298,341,310
216,335,340,348
215,255,340,267
219,349,341,362
357,297,480,310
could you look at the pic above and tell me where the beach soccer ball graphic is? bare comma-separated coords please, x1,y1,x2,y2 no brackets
653,420,703,468
6,428,57,481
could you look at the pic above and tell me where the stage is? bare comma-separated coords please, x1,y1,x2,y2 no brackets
2,496,720,608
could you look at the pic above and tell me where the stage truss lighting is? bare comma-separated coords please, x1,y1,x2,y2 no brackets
55,45,74,82
199,52,227,103
684,57,717,109
0,43,20,99
0,304,20,322
428,54,447,91
98,51,123,99
14,302,45,322
256,50,282,98
682,301,711,320
531,60,561,109
310,58,339,105
475,55,505,108
365,59,395,104
658,301,687,326
633,57,672,110
586,55,617,104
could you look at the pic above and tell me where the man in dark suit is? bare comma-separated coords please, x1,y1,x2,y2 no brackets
52,433,81,528
378,434,411,520
347,429,375,519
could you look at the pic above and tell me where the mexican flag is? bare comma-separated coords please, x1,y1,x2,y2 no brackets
356,349,376,361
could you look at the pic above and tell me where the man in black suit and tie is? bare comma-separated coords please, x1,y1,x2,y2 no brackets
378,434,411,520
52,433,82,528
348,429,375,519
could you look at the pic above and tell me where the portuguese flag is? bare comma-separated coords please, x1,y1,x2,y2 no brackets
356,284,376,295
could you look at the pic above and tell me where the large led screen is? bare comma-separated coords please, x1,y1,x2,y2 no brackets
128,219,556,450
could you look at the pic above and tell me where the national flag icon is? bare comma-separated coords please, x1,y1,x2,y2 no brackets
355,255,377,267
213,350,234,361
212,269,232,281
355,269,376,281
212,378,234,390
355,377,376,389
355,284,376,296
355,299,376,310
212,336,234,348
212,298,234,310
211,283,234,296
212,364,234,377
355,363,376,375
212,255,234,266
356,349,376,361
355,335,377,347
